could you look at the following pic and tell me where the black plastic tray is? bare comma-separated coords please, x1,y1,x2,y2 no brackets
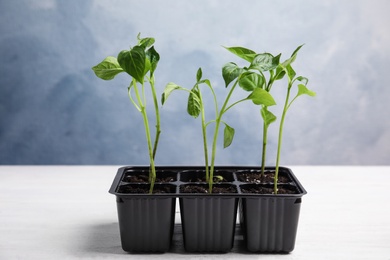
109,166,307,198
109,166,307,253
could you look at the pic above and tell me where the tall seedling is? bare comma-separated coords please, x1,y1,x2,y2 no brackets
162,55,275,193
92,34,161,193
223,46,282,179
273,45,315,193
225,45,315,193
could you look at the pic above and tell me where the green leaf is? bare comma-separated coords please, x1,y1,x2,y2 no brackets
282,44,304,67
92,56,124,80
223,123,235,148
261,107,277,127
196,68,202,82
223,46,256,62
275,65,286,80
238,72,265,91
249,53,279,71
291,44,304,59
161,82,183,104
117,46,146,83
137,34,155,49
296,76,308,85
222,62,244,87
199,79,211,88
297,84,316,97
286,64,296,81
187,88,201,118
146,46,160,76
247,88,276,106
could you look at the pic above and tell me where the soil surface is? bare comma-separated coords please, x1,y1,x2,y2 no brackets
241,185,297,194
180,185,236,194
118,185,174,194
237,171,291,184
123,174,175,183
185,175,230,183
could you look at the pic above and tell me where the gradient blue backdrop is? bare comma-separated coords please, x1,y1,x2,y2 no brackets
1,0,389,165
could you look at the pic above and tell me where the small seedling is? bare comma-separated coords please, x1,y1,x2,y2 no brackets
225,45,315,193
92,34,161,193
162,53,275,193
224,46,282,180
272,45,316,193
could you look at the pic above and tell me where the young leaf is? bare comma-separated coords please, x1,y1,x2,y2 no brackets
296,76,308,85
291,44,304,59
92,56,124,80
285,64,296,81
297,84,316,97
275,65,286,80
196,68,202,82
249,53,279,71
223,46,256,62
261,107,277,127
117,46,146,83
238,72,265,91
187,88,201,118
223,123,235,148
161,82,183,104
247,88,276,106
222,62,244,87
282,44,304,67
146,46,160,76
199,79,212,88
137,34,155,49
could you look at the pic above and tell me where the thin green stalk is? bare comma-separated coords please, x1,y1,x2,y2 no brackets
262,76,274,186
149,76,161,160
223,98,248,114
132,79,156,193
127,86,141,112
209,117,221,193
140,106,156,193
274,84,292,194
209,81,239,193
200,94,210,182
261,120,268,178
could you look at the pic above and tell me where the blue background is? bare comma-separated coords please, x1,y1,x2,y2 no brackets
1,0,389,165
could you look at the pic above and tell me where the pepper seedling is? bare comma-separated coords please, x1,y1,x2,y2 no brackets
162,53,276,193
225,45,316,193
92,34,161,193
273,45,316,194
223,46,282,180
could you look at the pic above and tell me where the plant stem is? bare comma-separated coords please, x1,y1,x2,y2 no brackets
199,92,210,182
209,117,221,193
132,79,156,193
141,106,156,194
261,119,268,178
223,98,247,113
209,81,239,193
274,84,292,194
261,76,275,177
149,76,161,160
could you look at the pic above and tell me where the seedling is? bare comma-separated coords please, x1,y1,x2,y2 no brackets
272,45,316,193
224,46,281,180
162,55,275,193
225,45,315,193
92,34,161,193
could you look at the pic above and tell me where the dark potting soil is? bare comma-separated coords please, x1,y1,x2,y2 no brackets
180,185,237,194
123,174,175,183
118,185,174,194
186,175,230,183
241,186,297,195
237,171,291,184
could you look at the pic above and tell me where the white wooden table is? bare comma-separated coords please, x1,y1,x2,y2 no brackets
1,166,389,259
